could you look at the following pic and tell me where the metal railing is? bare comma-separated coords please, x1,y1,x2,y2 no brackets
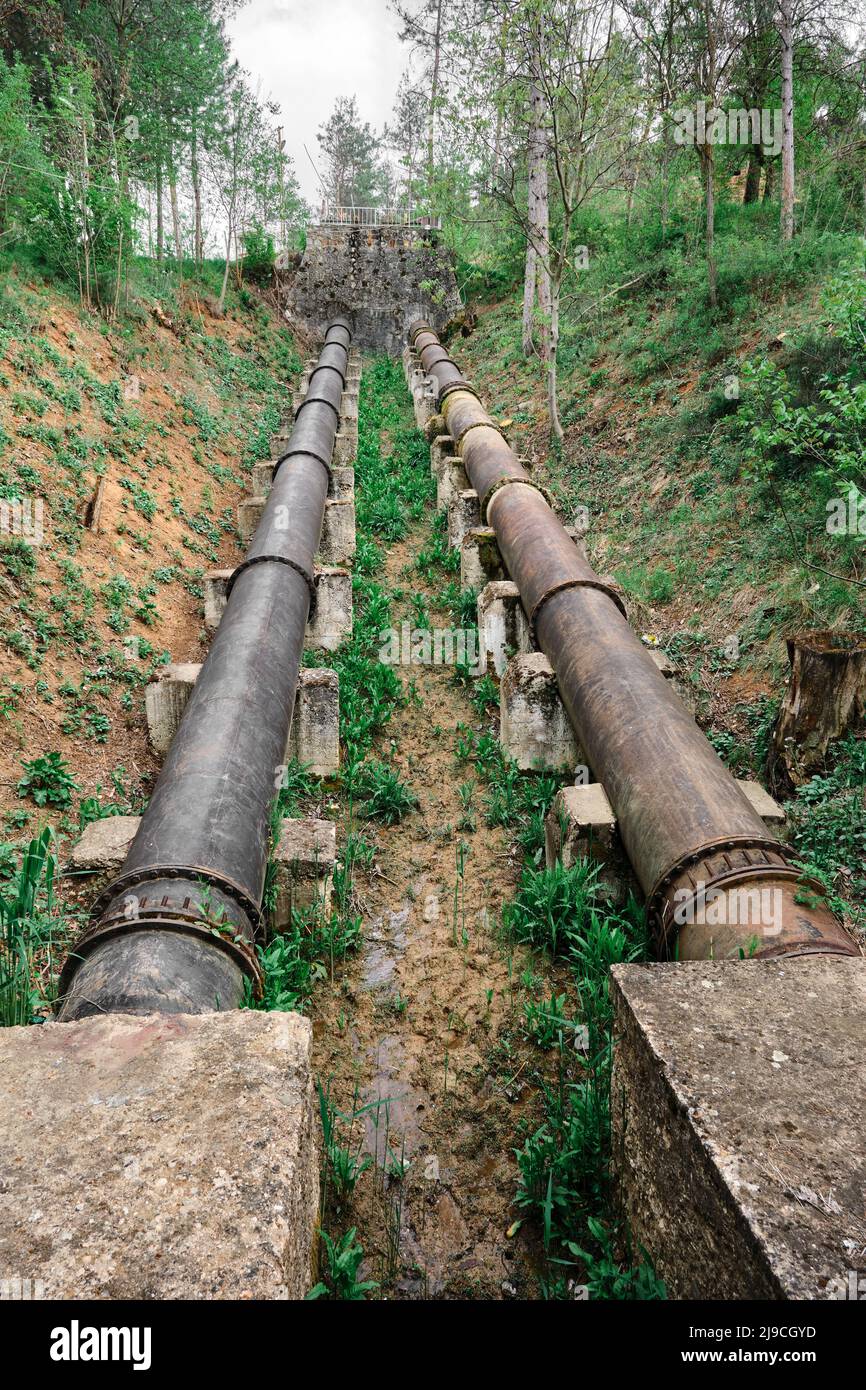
319,204,442,230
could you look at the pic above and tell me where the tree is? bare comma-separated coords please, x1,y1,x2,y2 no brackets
317,95,382,209
385,76,427,207
392,0,452,188
779,0,795,238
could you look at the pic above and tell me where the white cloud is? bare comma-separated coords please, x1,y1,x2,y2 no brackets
226,0,408,206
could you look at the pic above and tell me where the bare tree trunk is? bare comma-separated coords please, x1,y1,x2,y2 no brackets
661,116,671,234
170,170,182,279
427,0,443,188
547,269,563,442
702,144,717,307
744,146,763,203
522,72,550,357
156,163,164,265
191,121,203,268
763,157,776,199
779,0,795,240
522,240,537,355
491,15,507,192
217,227,231,314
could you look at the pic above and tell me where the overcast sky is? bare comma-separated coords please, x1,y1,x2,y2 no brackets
227,0,409,206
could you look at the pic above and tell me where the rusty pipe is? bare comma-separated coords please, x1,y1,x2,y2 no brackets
57,318,353,1019
410,320,856,962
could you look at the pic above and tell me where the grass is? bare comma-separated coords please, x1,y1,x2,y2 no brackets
504,857,659,1298
0,828,61,1026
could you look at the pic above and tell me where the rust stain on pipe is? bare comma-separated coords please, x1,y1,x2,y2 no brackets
409,320,857,962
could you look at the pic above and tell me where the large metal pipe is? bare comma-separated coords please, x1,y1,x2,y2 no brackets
57,319,353,1019
410,321,857,962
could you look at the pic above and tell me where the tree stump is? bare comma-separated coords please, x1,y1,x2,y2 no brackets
768,630,866,789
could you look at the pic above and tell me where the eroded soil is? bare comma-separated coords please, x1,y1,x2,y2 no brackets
311,530,547,1299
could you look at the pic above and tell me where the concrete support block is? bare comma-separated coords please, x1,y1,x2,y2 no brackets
478,580,531,678
204,567,352,647
64,815,140,896
329,466,355,501
251,461,274,496
461,526,507,592
500,652,580,772
448,488,481,551
237,496,265,544
544,785,638,908
204,568,234,630
430,434,455,479
306,568,353,651
146,665,340,771
545,785,615,865
319,498,356,565
288,668,340,777
611,957,866,1299
739,779,786,825
144,662,201,754
271,819,337,936
251,462,354,504
333,431,357,467
436,454,469,513
402,346,419,383
340,389,359,424
0,1010,318,1298
414,385,437,432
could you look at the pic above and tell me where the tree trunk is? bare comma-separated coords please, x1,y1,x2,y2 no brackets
547,276,563,442
191,122,203,268
779,0,795,240
702,144,717,307
522,71,550,357
768,631,866,789
743,146,763,203
217,227,232,315
156,164,164,265
170,170,182,278
522,241,537,355
427,0,443,189
763,156,776,201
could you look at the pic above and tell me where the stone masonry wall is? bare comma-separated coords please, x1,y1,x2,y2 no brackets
280,225,463,353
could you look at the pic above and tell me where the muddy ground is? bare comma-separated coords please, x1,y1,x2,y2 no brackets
311,525,554,1299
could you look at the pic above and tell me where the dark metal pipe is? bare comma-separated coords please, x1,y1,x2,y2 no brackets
57,318,353,1019
410,321,856,962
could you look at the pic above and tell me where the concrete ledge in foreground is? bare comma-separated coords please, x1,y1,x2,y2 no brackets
611,957,865,1300
0,1010,318,1299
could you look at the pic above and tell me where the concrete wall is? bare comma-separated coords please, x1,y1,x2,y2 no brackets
281,225,463,353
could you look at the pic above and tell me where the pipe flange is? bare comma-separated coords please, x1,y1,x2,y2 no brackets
306,359,347,391
226,553,317,616
480,474,552,525
59,907,264,1002
452,416,502,450
647,835,804,952
272,446,332,483
437,378,479,408
89,862,264,932
294,393,341,428
528,575,628,638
